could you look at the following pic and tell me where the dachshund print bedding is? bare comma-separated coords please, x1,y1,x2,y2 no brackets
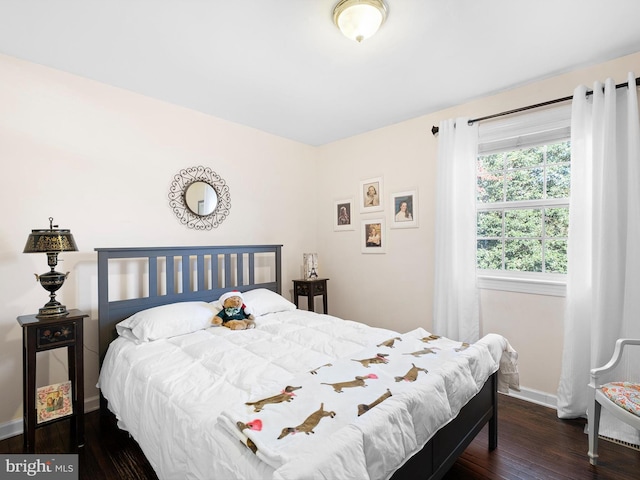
100,308,517,480
218,329,500,473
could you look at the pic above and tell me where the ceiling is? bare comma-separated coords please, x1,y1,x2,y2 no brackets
1,1,640,146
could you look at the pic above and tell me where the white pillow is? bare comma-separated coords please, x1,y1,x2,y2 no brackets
116,301,218,343
242,288,296,316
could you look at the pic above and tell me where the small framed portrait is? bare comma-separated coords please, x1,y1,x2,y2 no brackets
334,198,355,231
391,190,418,229
359,177,383,213
37,381,73,424
361,218,386,254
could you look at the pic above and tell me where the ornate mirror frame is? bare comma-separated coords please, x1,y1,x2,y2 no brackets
168,166,231,230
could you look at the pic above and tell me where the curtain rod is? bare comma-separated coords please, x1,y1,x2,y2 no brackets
431,76,640,136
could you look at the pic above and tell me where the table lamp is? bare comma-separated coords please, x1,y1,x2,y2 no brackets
23,217,78,318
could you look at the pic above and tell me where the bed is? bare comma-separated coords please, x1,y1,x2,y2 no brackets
96,245,517,480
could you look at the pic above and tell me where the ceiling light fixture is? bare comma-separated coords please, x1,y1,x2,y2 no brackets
333,0,388,43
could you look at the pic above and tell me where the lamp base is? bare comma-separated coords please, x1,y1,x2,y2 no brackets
36,303,69,319
34,268,71,318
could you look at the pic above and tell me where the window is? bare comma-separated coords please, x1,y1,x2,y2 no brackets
475,106,571,296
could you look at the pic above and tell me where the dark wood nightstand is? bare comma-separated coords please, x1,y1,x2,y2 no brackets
17,309,88,452
293,278,329,314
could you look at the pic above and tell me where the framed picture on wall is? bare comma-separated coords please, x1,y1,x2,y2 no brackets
390,190,418,229
359,177,383,213
361,218,386,253
334,198,355,231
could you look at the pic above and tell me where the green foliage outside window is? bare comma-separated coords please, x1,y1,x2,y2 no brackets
476,141,570,274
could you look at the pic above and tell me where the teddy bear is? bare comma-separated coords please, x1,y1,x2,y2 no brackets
212,291,256,330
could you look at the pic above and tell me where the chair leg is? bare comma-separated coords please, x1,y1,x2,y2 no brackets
588,399,601,465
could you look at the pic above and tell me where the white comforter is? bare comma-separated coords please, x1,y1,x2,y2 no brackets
99,310,514,480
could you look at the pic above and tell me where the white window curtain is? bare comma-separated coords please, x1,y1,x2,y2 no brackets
557,73,640,445
433,118,480,342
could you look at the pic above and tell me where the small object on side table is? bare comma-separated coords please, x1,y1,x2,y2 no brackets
17,309,88,453
293,278,329,314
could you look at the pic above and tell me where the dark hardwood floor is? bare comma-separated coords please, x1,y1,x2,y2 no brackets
1,394,638,479
442,394,639,480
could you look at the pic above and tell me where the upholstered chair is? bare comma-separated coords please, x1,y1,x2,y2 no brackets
587,338,640,465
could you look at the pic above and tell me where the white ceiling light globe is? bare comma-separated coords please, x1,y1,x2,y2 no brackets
333,0,388,43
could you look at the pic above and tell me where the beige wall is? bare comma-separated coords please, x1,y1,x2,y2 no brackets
316,51,640,398
0,50,639,434
0,53,319,431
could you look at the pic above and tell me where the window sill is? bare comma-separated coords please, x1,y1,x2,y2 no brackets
477,274,566,297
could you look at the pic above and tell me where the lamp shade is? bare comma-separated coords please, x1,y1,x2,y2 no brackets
23,229,78,253
333,0,387,43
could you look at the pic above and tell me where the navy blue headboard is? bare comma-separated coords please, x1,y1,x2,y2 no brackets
95,245,282,366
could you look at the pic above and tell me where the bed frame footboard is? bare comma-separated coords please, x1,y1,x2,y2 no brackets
391,371,498,480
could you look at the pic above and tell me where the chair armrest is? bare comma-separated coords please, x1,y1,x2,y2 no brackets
590,338,640,387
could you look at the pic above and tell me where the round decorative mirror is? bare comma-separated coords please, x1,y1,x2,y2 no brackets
168,166,231,230
185,181,218,216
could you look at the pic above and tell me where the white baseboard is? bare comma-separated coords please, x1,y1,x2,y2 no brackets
506,386,557,410
0,395,101,441
0,418,22,442
84,394,100,414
